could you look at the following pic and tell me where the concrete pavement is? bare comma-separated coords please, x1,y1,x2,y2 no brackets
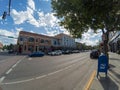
90,52,120,90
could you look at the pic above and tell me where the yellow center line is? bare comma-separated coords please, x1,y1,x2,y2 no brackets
84,70,96,90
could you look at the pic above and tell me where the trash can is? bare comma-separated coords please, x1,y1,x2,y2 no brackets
97,54,108,78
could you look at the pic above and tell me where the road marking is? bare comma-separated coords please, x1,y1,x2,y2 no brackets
47,69,63,76
0,76,5,84
6,68,12,74
2,56,89,85
12,64,17,68
35,75,47,79
2,59,87,85
0,56,26,84
84,70,96,90
3,78,34,84
28,58,32,60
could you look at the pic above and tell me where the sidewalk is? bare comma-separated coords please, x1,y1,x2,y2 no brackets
90,52,120,90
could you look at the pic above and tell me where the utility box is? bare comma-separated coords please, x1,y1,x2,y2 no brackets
97,54,108,77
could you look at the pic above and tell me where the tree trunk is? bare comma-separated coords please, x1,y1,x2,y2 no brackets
103,31,109,66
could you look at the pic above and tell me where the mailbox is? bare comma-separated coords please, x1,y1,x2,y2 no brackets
97,54,108,77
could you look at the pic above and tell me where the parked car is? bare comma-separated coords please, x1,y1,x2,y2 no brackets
48,50,62,56
28,51,44,57
48,51,56,56
8,50,14,54
62,50,71,54
90,50,100,59
55,50,62,55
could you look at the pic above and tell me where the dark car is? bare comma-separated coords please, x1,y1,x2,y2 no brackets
90,50,100,59
29,51,44,57
8,50,14,54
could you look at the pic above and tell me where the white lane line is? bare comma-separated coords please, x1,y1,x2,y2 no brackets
47,69,63,76
4,78,34,85
6,68,12,74
0,76,5,84
0,56,26,84
35,75,47,79
28,58,32,60
6,56,26,75
12,64,17,68
2,57,88,85
2,64,75,85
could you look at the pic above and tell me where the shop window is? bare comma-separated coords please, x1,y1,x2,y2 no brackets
28,37,34,42
45,40,49,43
54,41,57,45
19,36,24,41
41,39,44,43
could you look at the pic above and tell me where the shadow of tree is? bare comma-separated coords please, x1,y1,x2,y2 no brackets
109,68,120,80
98,75,119,90
109,58,120,61
109,64,116,68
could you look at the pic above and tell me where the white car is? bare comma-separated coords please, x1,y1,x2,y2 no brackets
48,51,57,56
48,50,62,56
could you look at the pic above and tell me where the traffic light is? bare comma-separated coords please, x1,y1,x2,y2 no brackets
2,11,7,20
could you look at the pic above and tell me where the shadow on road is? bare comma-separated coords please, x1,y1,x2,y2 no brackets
109,68,120,80
109,58,120,61
0,86,2,90
98,75,119,90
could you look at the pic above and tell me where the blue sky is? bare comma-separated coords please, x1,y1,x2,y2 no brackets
0,0,102,46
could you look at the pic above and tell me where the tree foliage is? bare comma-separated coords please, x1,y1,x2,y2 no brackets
51,0,120,38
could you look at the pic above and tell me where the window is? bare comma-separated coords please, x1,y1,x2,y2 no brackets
28,37,34,42
41,39,44,43
19,36,24,41
45,40,49,43
54,41,57,45
36,39,38,42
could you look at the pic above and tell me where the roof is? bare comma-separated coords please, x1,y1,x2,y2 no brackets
19,31,52,39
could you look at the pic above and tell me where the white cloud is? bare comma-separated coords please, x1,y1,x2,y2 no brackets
0,29,18,45
11,0,39,27
76,29,102,46
10,0,102,46
28,0,35,10
11,9,28,24
15,27,23,36
11,0,59,28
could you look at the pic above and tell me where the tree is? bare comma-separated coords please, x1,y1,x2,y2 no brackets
51,0,120,65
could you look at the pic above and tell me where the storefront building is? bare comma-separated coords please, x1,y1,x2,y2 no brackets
17,31,76,54
109,31,120,54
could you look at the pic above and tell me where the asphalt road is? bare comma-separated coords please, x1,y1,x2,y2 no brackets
0,52,97,90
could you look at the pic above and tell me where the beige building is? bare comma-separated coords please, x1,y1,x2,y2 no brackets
0,42,3,49
17,31,76,54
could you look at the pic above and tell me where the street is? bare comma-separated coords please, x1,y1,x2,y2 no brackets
0,52,97,90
